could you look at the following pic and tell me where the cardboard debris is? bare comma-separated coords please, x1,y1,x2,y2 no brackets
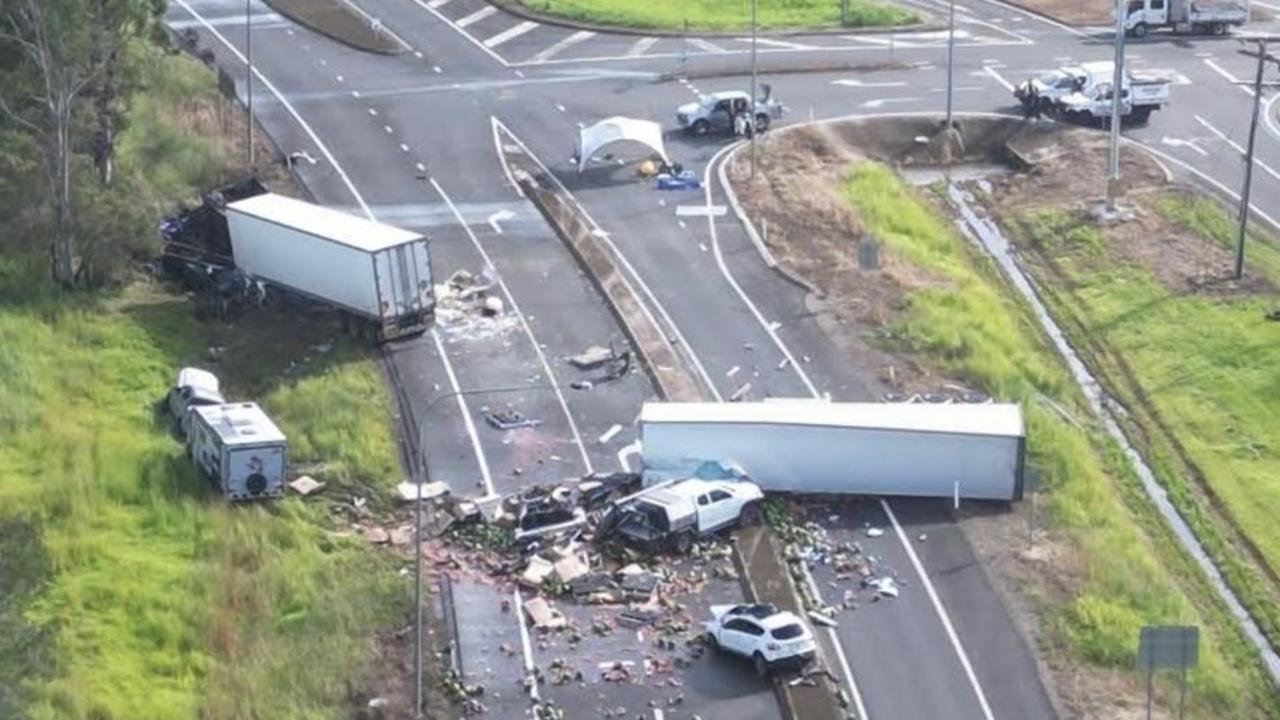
568,345,615,369
525,596,567,629
397,480,449,502
868,577,899,598
865,527,885,538
807,610,839,628
521,556,555,587
484,408,540,430
363,526,390,544
552,553,591,584
389,526,415,547
288,475,325,496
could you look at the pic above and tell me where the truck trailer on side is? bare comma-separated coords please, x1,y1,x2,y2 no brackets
639,401,1026,502
188,402,287,501
225,193,433,341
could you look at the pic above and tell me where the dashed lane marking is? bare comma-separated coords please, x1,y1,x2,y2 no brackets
735,36,813,50
484,20,539,48
626,36,660,56
530,30,595,62
686,37,727,54
456,5,496,28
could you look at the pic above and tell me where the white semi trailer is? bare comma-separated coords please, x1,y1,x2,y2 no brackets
225,193,433,341
639,401,1027,502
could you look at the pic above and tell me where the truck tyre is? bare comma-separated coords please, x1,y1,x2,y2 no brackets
1131,22,1148,38
1131,107,1152,124
740,501,763,527
753,652,770,678
691,119,710,135
1212,22,1227,35
754,113,771,132
672,530,695,554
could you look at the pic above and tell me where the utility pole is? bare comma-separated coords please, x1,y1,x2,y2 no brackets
1233,37,1280,279
945,0,956,127
246,0,255,169
1105,0,1126,212
750,0,758,178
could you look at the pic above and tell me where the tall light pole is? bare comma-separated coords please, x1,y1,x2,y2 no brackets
945,0,956,128
749,0,758,178
1233,37,1279,279
246,0,255,168
1105,0,1126,212
409,382,558,717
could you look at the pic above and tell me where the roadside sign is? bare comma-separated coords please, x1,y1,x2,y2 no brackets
1138,625,1199,671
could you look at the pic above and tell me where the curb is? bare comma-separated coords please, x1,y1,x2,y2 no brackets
487,0,933,38
262,0,408,55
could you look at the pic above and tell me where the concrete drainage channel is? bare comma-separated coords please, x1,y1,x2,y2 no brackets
946,180,1280,683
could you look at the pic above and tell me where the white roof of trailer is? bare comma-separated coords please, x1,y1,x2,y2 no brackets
640,401,1024,439
227,193,422,252
193,402,287,446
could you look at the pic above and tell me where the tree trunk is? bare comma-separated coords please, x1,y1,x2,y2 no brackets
50,95,76,288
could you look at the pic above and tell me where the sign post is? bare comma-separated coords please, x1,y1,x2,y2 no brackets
1137,625,1199,720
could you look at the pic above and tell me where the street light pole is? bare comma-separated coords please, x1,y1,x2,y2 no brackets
1234,38,1278,279
409,382,559,716
246,0,255,169
945,0,956,128
750,0,758,179
1105,0,1126,212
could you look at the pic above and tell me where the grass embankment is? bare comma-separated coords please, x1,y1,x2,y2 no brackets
0,46,407,720
842,164,1278,717
517,0,917,31
1007,193,1280,650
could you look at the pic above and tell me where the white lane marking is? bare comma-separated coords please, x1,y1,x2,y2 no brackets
368,107,378,116
411,0,511,67
491,120,526,199
491,117,723,400
427,0,451,7
416,162,427,173
336,74,345,82
167,12,282,28
983,64,1015,92
1204,58,1254,97
675,204,727,217
1160,136,1208,156
430,176,595,474
626,36,660,56
530,30,595,62
432,331,497,496
687,37,727,54
484,20,539,48
882,500,996,720
400,143,410,152
1138,138,1280,232
930,86,983,92
861,97,922,108
830,79,908,88
512,589,540,701
384,124,393,133
456,5,496,27
487,208,514,234
800,564,870,720
1194,115,1280,183
172,0,497,499
736,36,813,50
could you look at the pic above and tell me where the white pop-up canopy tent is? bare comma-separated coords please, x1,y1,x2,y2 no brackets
576,116,669,173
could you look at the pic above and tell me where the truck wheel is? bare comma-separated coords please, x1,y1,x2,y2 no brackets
754,113,771,132
1131,107,1152,124
691,119,710,136
753,652,770,678
1131,22,1148,38
672,530,695,554
1212,22,1227,35
740,501,763,527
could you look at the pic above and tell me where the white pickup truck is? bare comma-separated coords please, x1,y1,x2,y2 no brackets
603,478,764,553
1014,61,1170,124
1122,0,1246,37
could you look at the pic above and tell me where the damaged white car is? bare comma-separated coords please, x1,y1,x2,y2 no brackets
705,603,816,676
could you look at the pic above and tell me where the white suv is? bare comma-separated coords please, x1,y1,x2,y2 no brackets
706,603,816,676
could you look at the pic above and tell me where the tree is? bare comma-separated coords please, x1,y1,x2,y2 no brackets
84,0,164,185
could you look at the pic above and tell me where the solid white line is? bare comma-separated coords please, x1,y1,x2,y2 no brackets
512,589,540,701
626,36,660,57
429,177,594,473
530,30,595,62
983,64,1015,92
456,5,496,27
172,0,497,500
1204,58,1253,97
687,37,728,54
737,36,813,50
491,117,723,400
800,564,870,720
427,0,452,8
484,19,539,47
881,500,996,720
1194,115,1280,183
491,119,526,198
410,0,511,67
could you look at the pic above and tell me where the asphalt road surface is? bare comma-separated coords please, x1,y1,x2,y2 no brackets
166,0,1280,716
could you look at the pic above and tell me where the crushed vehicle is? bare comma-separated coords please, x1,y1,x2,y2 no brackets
1014,61,1170,124
187,402,287,501
705,603,817,676
1122,0,1246,37
601,478,764,553
676,85,783,136
167,367,225,437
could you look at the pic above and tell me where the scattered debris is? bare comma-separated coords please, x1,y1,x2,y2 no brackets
598,424,623,445
867,577,899,598
568,345,615,369
807,610,839,628
363,526,390,544
865,527,885,538
288,475,325,496
396,480,449,502
524,596,568,629
483,407,541,430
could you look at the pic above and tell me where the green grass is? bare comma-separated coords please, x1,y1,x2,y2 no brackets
842,164,1278,717
0,288,405,720
1006,191,1280,655
519,0,917,31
